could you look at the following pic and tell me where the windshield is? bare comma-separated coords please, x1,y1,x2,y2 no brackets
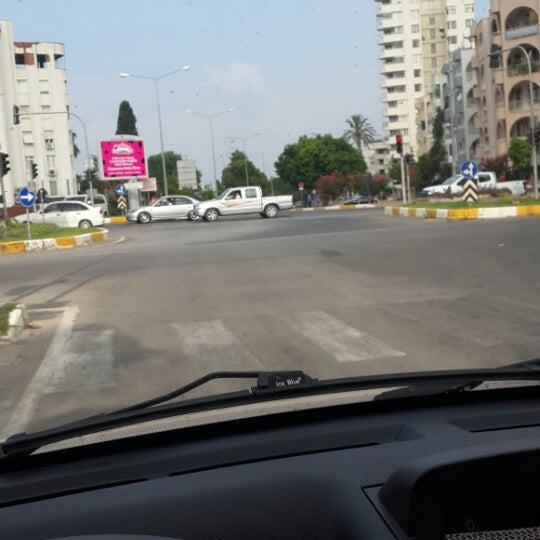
2,0,536,443
441,175,461,185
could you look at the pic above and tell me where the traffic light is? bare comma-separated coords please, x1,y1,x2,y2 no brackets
0,152,10,176
405,153,413,165
489,44,501,69
534,129,540,147
396,134,403,155
13,105,20,125
31,161,38,179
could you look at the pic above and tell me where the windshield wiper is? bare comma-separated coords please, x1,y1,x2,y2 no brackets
2,361,540,459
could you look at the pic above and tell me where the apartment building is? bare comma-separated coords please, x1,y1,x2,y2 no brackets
470,0,540,161
375,0,474,165
0,20,75,207
442,46,477,172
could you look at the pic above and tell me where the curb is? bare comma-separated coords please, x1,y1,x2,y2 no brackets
384,205,540,220
295,204,376,212
1,304,29,343
0,228,109,255
105,216,128,224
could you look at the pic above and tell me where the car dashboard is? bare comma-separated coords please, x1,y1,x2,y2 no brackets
1,386,540,540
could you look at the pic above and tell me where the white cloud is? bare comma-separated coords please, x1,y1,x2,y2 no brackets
208,62,266,97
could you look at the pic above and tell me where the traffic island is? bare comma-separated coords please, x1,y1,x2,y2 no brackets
385,204,540,220
0,227,109,254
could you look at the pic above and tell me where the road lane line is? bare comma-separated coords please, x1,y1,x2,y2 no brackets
0,304,79,440
283,311,405,363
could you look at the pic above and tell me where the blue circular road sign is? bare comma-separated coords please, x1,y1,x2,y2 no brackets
460,161,478,178
115,184,127,197
19,187,36,208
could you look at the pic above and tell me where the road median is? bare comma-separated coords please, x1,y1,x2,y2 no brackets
0,228,109,255
385,204,540,220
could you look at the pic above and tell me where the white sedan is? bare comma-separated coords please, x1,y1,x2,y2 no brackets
14,201,105,228
126,195,199,223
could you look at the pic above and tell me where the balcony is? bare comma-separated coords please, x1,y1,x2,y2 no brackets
506,24,539,41
508,96,540,112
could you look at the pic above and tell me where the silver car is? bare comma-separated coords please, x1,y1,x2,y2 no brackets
126,196,199,224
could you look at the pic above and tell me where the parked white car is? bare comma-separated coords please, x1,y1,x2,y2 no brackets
13,201,105,228
420,172,527,197
65,193,110,216
126,195,200,223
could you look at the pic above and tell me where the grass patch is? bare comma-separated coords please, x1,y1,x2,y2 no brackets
0,303,16,336
404,196,540,209
0,221,101,242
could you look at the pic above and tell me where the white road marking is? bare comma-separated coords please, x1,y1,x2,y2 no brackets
44,329,115,393
0,304,79,440
173,320,262,371
283,311,405,363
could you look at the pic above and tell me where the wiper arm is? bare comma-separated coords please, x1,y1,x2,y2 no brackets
0,370,316,458
112,370,317,415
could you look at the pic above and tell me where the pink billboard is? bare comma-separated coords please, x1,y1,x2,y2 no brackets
100,138,147,179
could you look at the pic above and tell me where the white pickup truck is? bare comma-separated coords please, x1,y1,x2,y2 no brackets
420,172,527,197
194,186,294,222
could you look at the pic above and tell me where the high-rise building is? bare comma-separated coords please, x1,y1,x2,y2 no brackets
375,0,475,164
0,20,76,208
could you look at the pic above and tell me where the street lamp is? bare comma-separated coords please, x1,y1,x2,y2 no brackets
228,133,261,186
120,66,190,196
185,108,235,188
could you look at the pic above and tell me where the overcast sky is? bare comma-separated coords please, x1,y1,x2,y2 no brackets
3,0,492,187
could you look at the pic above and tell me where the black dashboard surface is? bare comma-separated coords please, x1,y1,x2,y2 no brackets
1,388,540,540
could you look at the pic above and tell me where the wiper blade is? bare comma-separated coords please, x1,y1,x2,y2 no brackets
0,370,316,458
2,361,540,459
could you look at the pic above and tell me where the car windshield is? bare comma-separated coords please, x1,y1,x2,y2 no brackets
441,175,461,185
2,0,537,443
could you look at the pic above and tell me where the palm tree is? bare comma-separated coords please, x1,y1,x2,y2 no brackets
342,114,376,151
343,114,377,197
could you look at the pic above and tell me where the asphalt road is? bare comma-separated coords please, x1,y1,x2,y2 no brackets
1,208,539,437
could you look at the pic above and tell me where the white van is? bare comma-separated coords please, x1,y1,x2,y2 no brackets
65,193,110,216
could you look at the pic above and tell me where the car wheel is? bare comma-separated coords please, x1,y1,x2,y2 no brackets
78,219,92,228
204,208,219,222
187,210,198,221
264,204,278,218
137,212,151,224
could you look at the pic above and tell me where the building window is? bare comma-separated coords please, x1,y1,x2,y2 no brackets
414,69,421,77
411,9,419,18
447,6,456,15
465,18,474,27
413,54,421,64
430,29,436,39
46,155,56,170
432,57,438,67
412,39,420,47
447,20,457,30
15,53,27,68
411,24,419,33
465,4,474,13
431,43,437,53
45,138,55,150
37,54,49,68
429,16,435,25
449,36,458,44
415,83,422,91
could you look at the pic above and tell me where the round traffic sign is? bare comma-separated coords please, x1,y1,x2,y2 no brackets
19,187,36,208
115,184,128,197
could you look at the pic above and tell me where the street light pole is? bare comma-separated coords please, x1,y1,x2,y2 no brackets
228,133,261,186
120,66,190,197
185,108,235,190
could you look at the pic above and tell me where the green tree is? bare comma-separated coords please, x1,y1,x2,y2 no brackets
275,133,366,191
413,107,451,190
115,100,138,136
507,138,532,177
221,150,268,189
147,151,182,195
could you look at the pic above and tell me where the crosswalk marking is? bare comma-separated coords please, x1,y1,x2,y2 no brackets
173,320,262,371
281,310,405,363
44,329,115,393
